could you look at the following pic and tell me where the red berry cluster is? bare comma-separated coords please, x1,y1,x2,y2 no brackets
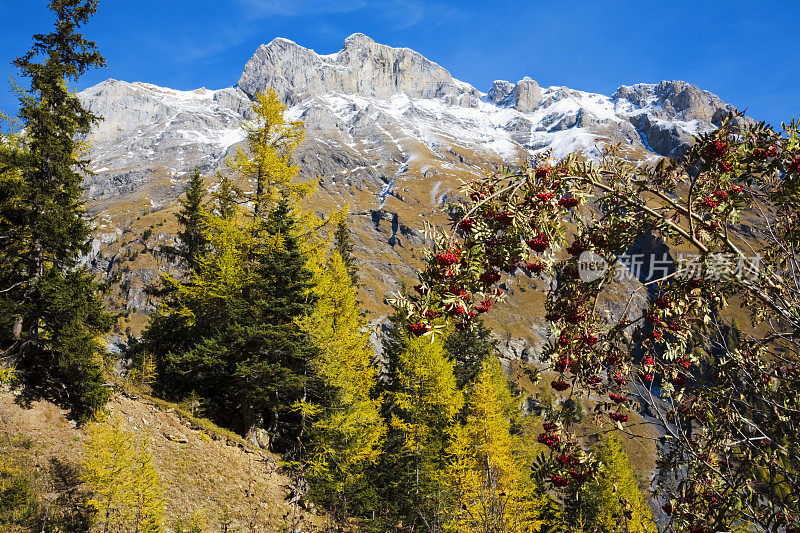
566,240,584,257
458,217,475,232
558,196,580,209
527,261,545,274
494,211,514,225
436,250,460,266
406,322,430,336
789,155,800,174
609,413,629,423
704,140,728,159
537,431,561,448
526,233,551,253
475,299,492,313
551,380,571,391
609,393,627,403
555,355,576,372
536,191,554,202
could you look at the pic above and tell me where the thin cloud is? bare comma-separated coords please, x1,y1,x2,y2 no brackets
238,0,369,16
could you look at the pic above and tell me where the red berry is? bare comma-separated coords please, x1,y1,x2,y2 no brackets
558,197,580,209
609,413,629,423
609,393,627,403
479,271,501,284
551,380,571,391
705,140,728,159
406,322,430,336
458,217,475,232
535,166,551,179
788,155,800,174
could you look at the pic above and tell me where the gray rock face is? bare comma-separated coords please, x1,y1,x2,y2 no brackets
487,77,543,112
509,77,543,112
614,80,734,123
612,80,749,157
237,33,479,103
488,80,514,104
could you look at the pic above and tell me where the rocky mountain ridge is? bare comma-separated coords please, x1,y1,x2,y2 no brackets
77,33,746,352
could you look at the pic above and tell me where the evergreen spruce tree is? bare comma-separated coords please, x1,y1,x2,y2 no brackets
174,167,208,271
0,0,113,417
144,199,316,448
444,318,498,390
333,219,358,285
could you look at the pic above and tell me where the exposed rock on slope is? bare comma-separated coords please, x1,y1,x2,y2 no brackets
77,34,747,351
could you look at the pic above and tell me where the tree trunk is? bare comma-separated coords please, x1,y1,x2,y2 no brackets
242,402,265,447
12,316,22,340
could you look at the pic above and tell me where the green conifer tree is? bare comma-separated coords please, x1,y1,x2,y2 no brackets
174,168,208,271
144,199,316,448
0,0,113,417
565,432,655,533
444,318,498,390
333,219,358,285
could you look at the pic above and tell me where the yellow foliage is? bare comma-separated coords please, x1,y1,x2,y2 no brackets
82,417,165,533
445,358,550,532
590,432,656,533
226,89,314,218
301,251,385,511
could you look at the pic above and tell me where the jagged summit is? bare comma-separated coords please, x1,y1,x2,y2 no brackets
237,33,475,103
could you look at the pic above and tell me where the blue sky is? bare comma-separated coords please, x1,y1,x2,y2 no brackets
1,0,798,127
